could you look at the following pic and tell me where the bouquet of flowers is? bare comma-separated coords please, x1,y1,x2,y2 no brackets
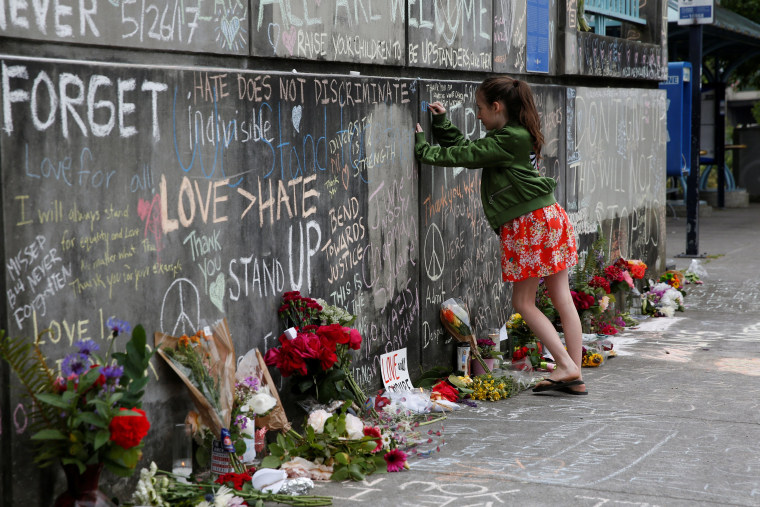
470,374,517,401
0,320,153,476
642,282,685,317
279,291,323,329
506,313,535,349
155,319,243,472
440,298,490,373
659,270,685,290
266,292,366,405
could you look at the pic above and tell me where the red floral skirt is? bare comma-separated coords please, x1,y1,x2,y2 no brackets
500,202,578,282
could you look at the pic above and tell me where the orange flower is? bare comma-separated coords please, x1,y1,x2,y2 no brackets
178,335,190,347
442,309,455,323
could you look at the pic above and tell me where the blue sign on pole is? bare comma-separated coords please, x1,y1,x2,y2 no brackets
527,0,550,73
678,0,714,25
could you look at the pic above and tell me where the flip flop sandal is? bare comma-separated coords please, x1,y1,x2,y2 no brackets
532,378,584,393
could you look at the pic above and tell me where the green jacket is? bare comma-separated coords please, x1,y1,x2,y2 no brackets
415,113,557,232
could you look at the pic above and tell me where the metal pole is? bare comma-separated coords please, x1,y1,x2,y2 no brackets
685,24,702,256
715,81,726,208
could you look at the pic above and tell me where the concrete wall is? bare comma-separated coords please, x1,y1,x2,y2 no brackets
0,1,668,504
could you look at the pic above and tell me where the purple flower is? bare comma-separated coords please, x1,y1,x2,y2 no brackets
61,353,90,377
235,414,249,430
243,376,260,391
100,364,124,381
75,339,99,356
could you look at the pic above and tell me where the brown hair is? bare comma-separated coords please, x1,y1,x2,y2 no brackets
477,76,544,159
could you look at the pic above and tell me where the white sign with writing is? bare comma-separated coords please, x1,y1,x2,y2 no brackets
678,0,714,25
380,348,413,392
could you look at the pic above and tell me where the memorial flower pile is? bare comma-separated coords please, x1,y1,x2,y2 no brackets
155,320,243,472
131,461,332,506
260,402,389,481
0,321,153,476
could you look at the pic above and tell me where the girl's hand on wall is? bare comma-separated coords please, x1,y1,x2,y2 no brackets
415,123,423,133
428,102,446,115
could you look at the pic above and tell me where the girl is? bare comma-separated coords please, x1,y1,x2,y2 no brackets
415,76,585,395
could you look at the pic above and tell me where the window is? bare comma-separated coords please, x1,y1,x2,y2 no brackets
583,0,647,37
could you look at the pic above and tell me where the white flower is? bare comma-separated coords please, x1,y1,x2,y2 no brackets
213,485,236,507
344,413,364,439
307,409,330,433
599,295,609,312
249,392,276,415
660,306,675,317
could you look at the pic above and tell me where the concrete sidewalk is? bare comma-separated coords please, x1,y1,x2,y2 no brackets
311,204,760,507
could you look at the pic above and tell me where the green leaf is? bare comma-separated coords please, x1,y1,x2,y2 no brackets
34,392,71,409
269,444,284,457
334,452,349,465
30,429,67,440
359,441,377,454
93,430,110,450
259,455,283,469
330,466,349,481
75,411,108,429
348,464,365,481
61,458,85,474
78,367,102,392
373,455,388,472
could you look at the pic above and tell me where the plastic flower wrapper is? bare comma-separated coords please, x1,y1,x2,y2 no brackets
155,318,242,472
236,346,290,433
440,297,490,373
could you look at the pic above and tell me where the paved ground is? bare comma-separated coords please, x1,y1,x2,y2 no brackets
311,203,760,507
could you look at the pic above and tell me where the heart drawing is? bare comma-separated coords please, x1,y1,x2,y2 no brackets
282,25,297,56
221,17,240,50
292,105,302,133
209,273,225,312
267,23,280,53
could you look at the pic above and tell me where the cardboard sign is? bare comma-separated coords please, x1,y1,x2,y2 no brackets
380,348,413,392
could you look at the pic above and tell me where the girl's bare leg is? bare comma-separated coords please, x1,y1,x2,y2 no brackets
544,269,585,391
511,274,581,386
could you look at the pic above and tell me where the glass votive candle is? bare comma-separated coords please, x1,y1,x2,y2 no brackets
172,423,192,481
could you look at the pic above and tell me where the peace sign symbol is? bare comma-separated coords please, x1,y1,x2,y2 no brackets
160,278,201,335
424,223,446,281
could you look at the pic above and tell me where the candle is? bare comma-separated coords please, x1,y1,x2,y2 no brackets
172,423,192,482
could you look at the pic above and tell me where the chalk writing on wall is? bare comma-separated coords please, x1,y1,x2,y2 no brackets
407,0,493,71
251,0,405,64
0,0,248,53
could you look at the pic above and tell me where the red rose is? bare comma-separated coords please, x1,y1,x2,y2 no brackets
109,407,150,449
215,471,252,491
316,337,338,370
571,290,595,310
432,380,459,402
347,328,362,350
316,324,344,346
588,276,611,294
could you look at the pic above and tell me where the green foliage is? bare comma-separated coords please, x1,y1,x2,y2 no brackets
0,329,59,436
718,1,760,89
0,325,154,476
752,101,760,125
261,403,386,481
